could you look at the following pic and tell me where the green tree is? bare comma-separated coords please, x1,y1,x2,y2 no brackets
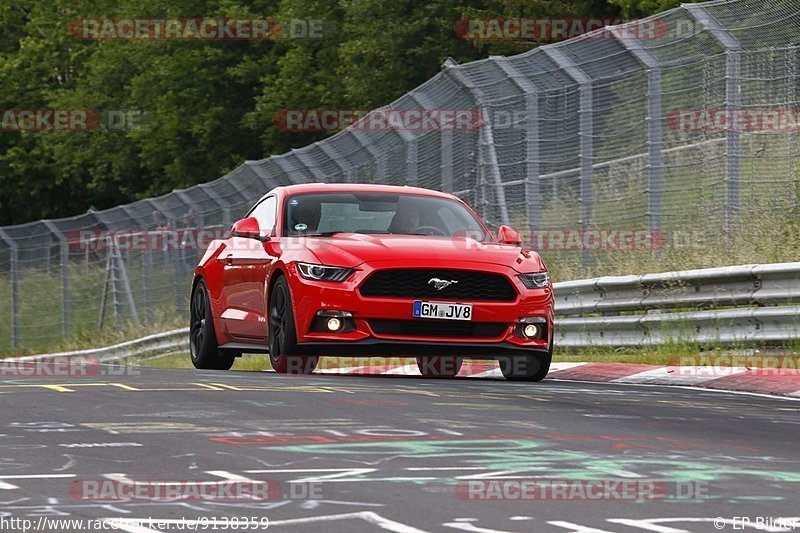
1,0,636,225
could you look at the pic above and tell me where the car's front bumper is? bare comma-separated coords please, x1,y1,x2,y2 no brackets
286,259,554,358
295,339,551,357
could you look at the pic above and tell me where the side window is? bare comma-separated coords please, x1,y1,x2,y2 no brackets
249,196,277,236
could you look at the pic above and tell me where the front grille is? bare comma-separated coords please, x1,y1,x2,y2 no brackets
369,319,508,339
359,269,517,301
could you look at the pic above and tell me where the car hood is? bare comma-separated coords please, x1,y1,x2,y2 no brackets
294,234,544,273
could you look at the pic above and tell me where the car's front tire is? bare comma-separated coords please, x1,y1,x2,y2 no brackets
499,345,552,382
416,356,462,378
269,276,318,375
190,279,235,370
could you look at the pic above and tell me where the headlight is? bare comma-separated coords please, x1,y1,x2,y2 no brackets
296,262,354,282
518,271,550,289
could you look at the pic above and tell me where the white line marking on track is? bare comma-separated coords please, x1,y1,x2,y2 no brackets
549,378,800,402
103,520,160,533
268,511,429,532
244,467,437,483
468,368,503,379
548,362,589,372
443,522,513,533
612,366,748,386
106,513,429,532
315,366,371,374
103,473,243,486
547,522,616,533
204,470,258,482
384,365,420,375
0,473,75,490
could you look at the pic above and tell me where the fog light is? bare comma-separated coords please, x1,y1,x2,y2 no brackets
326,317,343,331
523,324,539,338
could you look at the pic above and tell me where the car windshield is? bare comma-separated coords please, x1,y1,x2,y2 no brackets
283,192,490,240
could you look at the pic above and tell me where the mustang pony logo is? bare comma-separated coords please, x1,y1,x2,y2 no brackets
428,278,459,291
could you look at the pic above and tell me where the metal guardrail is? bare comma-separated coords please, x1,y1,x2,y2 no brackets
14,263,800,359
554,263,800,347
15,328,188,363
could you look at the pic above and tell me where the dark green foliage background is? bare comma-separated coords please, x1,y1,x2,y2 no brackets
0,0,667,225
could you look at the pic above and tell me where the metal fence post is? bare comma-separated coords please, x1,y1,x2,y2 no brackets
441,129,454,193
42,221,70,337
444,65,510,226
611,27,663,235
0,229,19,350
542,47,593,266
493,57,542,232
387,122,417,186
199,184,233,229
405,137,418,186
478,117,511,226
318,142,352,182
684,5,742,234
141,248,153,326
173,190,205,226
351,129,387,182
173,239,186,317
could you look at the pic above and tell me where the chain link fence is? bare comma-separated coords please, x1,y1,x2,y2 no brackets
2,0,799,352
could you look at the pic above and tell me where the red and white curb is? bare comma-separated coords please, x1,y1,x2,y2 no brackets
316,361,800,398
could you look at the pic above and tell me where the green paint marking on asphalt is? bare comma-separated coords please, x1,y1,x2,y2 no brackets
272,438,800,488
272,438,547,458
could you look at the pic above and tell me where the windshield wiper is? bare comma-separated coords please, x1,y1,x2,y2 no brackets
301,231,344,237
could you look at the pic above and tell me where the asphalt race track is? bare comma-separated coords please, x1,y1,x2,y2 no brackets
1,365,799,533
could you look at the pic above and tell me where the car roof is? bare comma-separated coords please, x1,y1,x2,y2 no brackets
256,183,458,205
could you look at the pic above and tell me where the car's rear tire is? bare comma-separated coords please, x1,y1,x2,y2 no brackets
416,356,462,378
190,279,235,370
269,276,318,375
499,345,552,382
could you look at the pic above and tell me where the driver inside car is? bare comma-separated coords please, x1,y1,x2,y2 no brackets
388,203,420,234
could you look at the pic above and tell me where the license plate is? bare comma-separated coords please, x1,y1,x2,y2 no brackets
412,300,472,321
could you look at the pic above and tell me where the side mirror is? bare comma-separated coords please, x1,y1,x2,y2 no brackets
498,225,522,246
231,217,267,241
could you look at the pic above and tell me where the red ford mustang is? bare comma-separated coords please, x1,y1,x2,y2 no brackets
190,183,554,380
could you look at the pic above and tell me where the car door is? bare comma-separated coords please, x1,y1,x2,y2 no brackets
220,196,277,340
